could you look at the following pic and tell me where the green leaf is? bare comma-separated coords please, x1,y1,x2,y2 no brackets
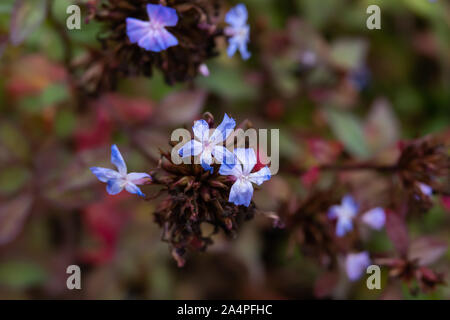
0,261,47,289
326,108,371,159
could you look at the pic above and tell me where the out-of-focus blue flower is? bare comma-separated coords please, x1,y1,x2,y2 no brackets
361,207,386,230
126,4,179,52
90,145,151,197
418,182,433,197
328,195,358,237
224,4,251,60
179,114,236,173
219,148,271,207
346,251,371,281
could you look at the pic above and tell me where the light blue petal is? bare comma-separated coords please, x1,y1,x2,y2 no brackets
248,166,271,185
212,145,236,166
106,179,124,195
146,4,178,27
209,113,236,144
219,162,242,178
238,41,251,60
137,32,159,51
336,218,353,237
201,160,214,174
111,144,127,175
327,205,339,219
229,180,253,207
125,182,145,197
225,4,248,28
362,207,386,230
155,29,179,51
346,252,370,281
127,172,151,184
90,167,120,183
227,40,238,58
126,18,150,44
342,194,358,217
234,148,256,175
419,183,433,197
192,119,210,143
179,140,203,158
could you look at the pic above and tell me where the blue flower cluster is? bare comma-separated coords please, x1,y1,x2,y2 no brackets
91,114,271,208
126,3,251,60
179,114,271,207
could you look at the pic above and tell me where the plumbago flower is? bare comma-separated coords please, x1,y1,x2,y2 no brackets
328,195,386,236
90,145,151,197
346,252,371,281
225,4,251,60
179,114,236,173
327,195,358,237
219,148,271,207
126,4,179,52
361,207,386,230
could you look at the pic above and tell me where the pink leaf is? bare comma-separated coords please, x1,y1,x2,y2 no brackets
0,194,33,245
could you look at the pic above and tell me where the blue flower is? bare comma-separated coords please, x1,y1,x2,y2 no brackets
418,182,433,197
328,195,358,237
219,148,271,207
126,4,179,52
361,207,386,230
178,114,236,173
345,251,371,281
90,145,151,197
225,4,251,60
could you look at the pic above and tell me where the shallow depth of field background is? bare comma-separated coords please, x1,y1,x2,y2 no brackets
0,0,449,299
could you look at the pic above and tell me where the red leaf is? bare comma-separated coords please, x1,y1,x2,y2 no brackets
409,237,447,267
0,194,33,245
385,209,409,256
314,271,339,299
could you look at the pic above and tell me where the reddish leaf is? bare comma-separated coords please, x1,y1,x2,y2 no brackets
0,194,33,245
155,90,206,126
314,271,339,299
9,0,48,45
409,237,447,267
301,166,320,187
385,210,409,256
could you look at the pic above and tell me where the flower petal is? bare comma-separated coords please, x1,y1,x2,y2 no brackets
127,172,151,185
336,218,353,237
225,4,248,28
125,182,145,197
219,162,242,178
200,151,214,173
418,183,433,197
229,179,254,207
346,252,370,281
106,179,124,195
238,39,251,60
327,205,339,219
90,167,120,183
111,144,127,175
209,113,236,144
361,207,386,230
212,145,236,165
248,166,271,185
234,148,256,175
179,140,203,157
342,194,358,217
146,4,178,27
192,119,210,143
126,18,151,44
227,40,238,58
137,29,178,52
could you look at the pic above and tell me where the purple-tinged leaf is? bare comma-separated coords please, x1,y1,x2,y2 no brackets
0,194,33,245
385,211,409,256
409,237,447,266
9,0,48,46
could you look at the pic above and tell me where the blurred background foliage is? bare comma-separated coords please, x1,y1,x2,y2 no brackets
0,0,449,299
